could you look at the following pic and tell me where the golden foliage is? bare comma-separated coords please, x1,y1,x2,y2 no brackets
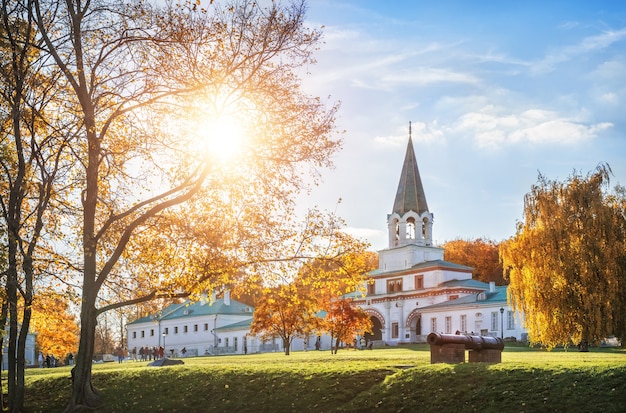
30,291,79,359
500,164,626,348
443,238,505,285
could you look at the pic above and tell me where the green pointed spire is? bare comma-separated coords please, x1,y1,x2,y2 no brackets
392,122,429,215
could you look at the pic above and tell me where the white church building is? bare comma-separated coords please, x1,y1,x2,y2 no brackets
355,132,527,344
126,128,527,357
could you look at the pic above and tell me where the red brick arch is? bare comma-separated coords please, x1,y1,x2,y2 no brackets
364,308,385,327
405,308,421,328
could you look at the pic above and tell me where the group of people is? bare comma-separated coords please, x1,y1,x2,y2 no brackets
137,346,165,361
38,353,58,368
351,336,374,350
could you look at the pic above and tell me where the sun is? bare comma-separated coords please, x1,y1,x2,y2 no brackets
195,113,246,162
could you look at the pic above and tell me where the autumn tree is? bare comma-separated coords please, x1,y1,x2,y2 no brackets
250,282,318,355
443,238,505,285
0,2,73,411
500,164,626,349
251,243,373,355
30,290,80,361
28,1,353,410
321,297,372,354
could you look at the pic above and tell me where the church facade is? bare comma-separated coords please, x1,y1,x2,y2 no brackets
126,129,527,356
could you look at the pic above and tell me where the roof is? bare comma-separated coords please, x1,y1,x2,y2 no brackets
437,278,490,289
128,298,254,325
213,318,253,332
411,259,473,272
392,133,429,216
419,285,509,311
368,259,473,276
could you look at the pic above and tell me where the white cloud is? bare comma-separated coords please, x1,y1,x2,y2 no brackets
343,227,384,245
531,28,626,74
599,92,619,104
509,120,612,144
381,67,480,87
374,120,444,147
454,106,613,148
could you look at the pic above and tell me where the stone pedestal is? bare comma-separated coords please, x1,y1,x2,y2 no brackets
429,343,465,364
468,349,502,363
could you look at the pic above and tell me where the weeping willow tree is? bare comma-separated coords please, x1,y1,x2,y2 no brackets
501,163,626,349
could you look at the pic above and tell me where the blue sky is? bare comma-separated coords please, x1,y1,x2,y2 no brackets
297,0,626,251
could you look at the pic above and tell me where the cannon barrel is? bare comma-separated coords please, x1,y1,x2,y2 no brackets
427,333,504,351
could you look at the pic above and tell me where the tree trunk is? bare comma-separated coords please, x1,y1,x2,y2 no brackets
64,297,101,412
283,337,290,355
6,238,20,412
0,302,7,411
64,78,102,412
12,307,31,413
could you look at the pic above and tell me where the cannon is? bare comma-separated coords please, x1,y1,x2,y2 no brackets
426,333,504,364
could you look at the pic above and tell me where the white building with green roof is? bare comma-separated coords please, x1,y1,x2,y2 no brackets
126,292,334,357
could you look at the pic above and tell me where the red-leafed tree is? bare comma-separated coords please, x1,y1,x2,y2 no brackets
321,297,372,354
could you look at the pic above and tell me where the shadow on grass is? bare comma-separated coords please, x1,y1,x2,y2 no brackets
22,346,626,413
337,359,626,413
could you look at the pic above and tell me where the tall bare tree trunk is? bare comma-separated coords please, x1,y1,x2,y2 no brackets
65,292,100,412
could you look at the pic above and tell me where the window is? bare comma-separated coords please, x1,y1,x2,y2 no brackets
164,327,169,335
150,329,154,337
507,311,515,330
386,278,403,293
174,326,179,334
194,324,198,332
234,337,238,352
204,323,208,331
414,275,424,289
391,322,399,338
141,331,145,338
430,318,437,333
367,282,375,295
132,332,137,339
184,325,188,333
445,316,452,334
225,338,229,348
460,315,467,333
491,312,498,331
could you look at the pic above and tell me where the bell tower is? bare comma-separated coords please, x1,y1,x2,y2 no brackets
388,122,434,248
379,123,443,272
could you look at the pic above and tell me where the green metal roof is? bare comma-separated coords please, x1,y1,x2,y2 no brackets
411,259,473,272
128,298,254,325
368,259,473,277
213,318,254,332
419,286,509,310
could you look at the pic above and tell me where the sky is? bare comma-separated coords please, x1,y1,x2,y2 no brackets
295,0,626,251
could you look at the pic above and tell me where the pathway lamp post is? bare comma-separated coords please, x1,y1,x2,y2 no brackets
499,307,504,339
162,332,167,357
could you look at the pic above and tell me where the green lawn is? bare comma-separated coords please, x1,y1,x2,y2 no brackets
22,344,626,412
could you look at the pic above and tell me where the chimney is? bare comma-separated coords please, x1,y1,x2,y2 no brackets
489,281,496,293
224,290,230,306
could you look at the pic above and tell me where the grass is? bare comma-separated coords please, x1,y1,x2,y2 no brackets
21,344,626,412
